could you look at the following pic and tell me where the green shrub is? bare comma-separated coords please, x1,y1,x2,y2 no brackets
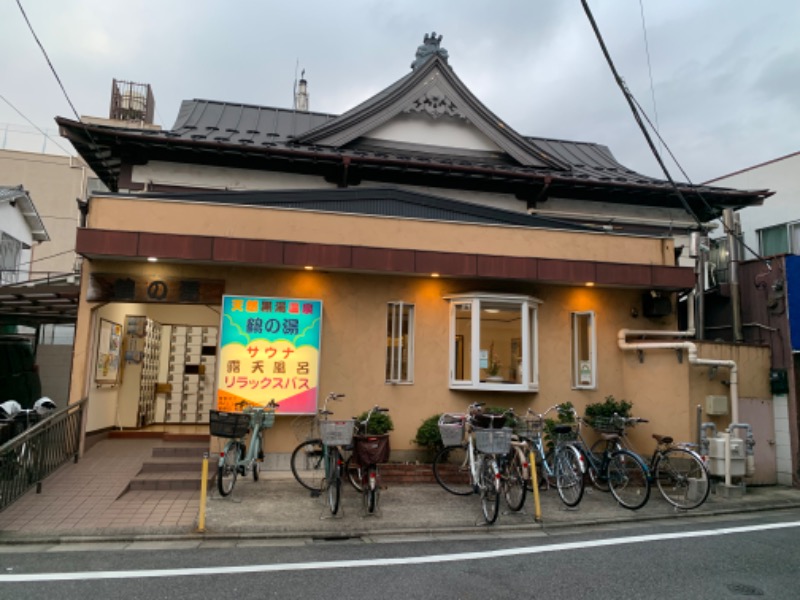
584,395,632,428
413,413,443,452
356,410,394,435
543,402,576,452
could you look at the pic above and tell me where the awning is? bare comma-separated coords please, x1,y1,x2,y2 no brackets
0,275,80,327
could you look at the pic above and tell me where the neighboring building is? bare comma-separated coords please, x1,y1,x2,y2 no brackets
0,185,48,285
0,151,93,406
58,35,774,476
704,153,800,486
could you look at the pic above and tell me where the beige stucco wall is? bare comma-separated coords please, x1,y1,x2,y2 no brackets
87,195,676,265
0,150,91,274
71,255,711,457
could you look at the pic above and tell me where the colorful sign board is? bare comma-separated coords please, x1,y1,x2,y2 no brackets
216,295,322,414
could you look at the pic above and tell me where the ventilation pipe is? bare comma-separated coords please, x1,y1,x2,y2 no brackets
618,327,741,486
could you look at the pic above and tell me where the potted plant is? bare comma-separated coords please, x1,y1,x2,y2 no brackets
485,341,503,381
355,409,394,435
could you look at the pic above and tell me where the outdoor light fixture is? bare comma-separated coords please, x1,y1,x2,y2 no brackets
585,282,595,287
147,257,158,262
304,265,314,270
431,272,440,278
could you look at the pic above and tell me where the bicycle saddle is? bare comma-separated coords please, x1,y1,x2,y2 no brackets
652,434,674,445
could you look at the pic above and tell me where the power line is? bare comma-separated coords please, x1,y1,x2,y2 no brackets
16,0,81,122
581,0,769,268
580,0,702,228
0,95,74,155
638,0,661,156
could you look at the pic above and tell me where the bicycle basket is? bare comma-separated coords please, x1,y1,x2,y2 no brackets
472,413,508,430
588,415,626,434
353,434,390,465
513,416,543,439
209,410,250,438
319,419,355,446
474,427,513,454
438,413,465,447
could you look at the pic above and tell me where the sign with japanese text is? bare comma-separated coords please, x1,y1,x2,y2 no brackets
216,295,322,414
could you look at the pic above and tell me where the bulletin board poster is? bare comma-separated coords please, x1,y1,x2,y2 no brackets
216,295,322,414
95,318,122,385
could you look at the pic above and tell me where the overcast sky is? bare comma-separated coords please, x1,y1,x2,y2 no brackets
1,0,798,184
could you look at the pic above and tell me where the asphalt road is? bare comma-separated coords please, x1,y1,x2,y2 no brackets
2,509,799,599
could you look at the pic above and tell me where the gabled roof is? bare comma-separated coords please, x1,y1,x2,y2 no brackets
56,35,773,222
0,186,49,243
295,55,568,170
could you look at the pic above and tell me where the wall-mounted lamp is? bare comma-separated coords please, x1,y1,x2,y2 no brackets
304,266,314,271
431,272,440,278
147,257,158,263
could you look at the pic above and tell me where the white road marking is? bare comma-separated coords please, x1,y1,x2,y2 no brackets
2,520,799,583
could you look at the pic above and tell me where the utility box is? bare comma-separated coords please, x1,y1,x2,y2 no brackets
706,395,729,415
706,436,746,477
770,368,789,394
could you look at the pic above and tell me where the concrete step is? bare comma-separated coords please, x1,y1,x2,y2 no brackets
128,470,213,491
139,457,208,473
151,444,210,459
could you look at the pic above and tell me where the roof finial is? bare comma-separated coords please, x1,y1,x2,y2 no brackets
411,32,449,69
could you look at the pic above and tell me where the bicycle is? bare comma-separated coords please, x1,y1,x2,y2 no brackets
553,406,651,510
289,393,360,511
590,414,711,510
511,405,562,492
210,400,278,497
345,405,391,515
432,403,515,524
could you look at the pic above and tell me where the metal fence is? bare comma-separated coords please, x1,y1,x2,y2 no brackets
0,398,85,513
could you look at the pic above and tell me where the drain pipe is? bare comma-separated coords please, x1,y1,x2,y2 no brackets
618,329,740,485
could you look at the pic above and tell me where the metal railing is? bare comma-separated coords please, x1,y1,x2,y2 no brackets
0,398,86,513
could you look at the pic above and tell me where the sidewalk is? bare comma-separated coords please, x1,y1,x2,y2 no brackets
1,437,799,544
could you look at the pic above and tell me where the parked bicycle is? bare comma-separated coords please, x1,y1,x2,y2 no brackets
510,405,561,492
589,414,710,510
289,393,359,497
345,405,391,515
553,406,651,510
210,399,278,497
432,403,517,524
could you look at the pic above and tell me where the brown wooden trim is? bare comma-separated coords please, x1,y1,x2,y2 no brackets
415,251,477,276
284,242,352,268
214,238,283,264
352,247,415,272
75,228,694,290
75,228,139,257
138,232,214,260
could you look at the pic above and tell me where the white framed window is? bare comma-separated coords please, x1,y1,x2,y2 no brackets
445,293,540,392
571,311,596,389
386,301,414,384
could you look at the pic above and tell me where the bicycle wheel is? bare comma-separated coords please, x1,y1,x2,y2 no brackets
327,449,341,515
607,449,651,510
503,450,527,511
432,445,474,496
217,442,242,497
655,447,710,510
589,438,620,492
364,465,379,514
345,455,363,492
290,439,325,492
554,445,585,507
479,456,500,524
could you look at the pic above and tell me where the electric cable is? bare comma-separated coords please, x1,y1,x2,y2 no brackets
581,0,703,228
0,95,75,156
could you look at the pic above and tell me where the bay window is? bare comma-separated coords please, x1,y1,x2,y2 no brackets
446,293,540,391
